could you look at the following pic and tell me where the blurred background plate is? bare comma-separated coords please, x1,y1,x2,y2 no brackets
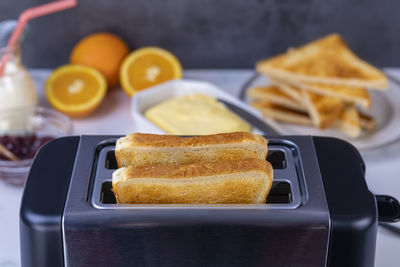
240,74,400,150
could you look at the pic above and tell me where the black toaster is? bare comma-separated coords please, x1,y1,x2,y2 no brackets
20,135,400,267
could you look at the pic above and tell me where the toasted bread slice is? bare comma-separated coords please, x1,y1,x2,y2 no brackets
334,105,362,138
251,98,372,137
274,78,371,109
116,132,268,168
256,34,388,89
301,90,345,129
247,86,307,112
112,158,273,204
251,101,313,126
269,79,304,103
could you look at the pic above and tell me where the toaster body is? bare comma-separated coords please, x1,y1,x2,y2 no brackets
20,136,377,267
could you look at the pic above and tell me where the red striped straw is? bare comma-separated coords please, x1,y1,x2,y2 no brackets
0,0,77,76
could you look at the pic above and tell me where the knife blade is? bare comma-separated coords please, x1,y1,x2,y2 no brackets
218,98,280,135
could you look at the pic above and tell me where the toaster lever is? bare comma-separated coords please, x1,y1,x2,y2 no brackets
376,195,400,223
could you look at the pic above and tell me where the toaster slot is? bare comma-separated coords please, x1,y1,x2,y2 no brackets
266,150,286,169
267,181,292,204
105,150,117,169
100,181,116,204
99,181,292,205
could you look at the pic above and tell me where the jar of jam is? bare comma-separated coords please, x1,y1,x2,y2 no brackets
0,107,72,186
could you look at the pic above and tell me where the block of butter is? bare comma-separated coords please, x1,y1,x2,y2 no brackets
144,94,251,135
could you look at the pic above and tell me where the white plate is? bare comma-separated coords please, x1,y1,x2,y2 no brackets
243,75,400,150
131,79,281,134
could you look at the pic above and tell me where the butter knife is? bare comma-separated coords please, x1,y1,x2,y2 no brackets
218,99,280,135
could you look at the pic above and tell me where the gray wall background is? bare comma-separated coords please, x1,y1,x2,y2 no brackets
0,0,399,68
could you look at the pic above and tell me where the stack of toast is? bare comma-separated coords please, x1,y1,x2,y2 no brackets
248,34,388,138
112,132,273,204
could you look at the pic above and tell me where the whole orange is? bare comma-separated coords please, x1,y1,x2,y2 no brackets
70,33,130,88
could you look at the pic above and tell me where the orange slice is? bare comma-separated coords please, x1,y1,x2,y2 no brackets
120,47,182,96
45,65,107,118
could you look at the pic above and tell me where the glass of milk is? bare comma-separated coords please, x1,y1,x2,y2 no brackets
0,45,37,103
0,20,38,133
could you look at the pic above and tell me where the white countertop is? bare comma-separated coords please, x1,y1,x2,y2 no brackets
1,69,399,266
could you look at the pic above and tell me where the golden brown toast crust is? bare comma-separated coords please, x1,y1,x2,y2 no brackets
306,82,371,107
119,132,266,147
251,101,313,126
270,79,304,103
251,101,306,115
248,86,295,99
335,104,361,138
116,158,272,180
256,34,388,89
302,90,345,129
112,159,273,204
273,78,371,108
116,132,269,168
247,86,307,112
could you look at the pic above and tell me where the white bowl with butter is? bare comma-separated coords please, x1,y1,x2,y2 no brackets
131,79,278,135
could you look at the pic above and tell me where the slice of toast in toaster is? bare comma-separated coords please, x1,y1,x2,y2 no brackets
115,132,268,168
247,85,307,112
256,34,388,89
251,101,313,126
272,78,371,109
112,158,273,204
334,104,362,138
301,90,345,129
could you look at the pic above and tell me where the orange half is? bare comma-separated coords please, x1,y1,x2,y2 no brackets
45,64,107,117
120,47,182,96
